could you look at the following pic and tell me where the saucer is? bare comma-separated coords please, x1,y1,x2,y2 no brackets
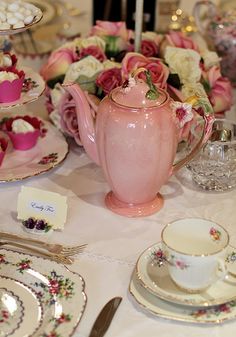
129,272,236,324
136,242,236,307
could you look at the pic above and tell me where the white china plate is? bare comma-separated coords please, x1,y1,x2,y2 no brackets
0,119,68,182
136,242,236,307
0,67,45,109
0,9,43,36
129,272,236,324
27,0,56,27
0,276,43,336
0,248,87,336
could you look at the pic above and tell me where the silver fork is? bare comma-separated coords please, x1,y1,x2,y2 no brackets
0,241,74,265
0,231,87,256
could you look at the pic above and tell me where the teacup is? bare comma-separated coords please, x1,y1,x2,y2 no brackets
161,218,229,293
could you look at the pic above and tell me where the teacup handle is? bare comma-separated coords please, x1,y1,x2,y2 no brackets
193,0,217,36
171,113,214,175
216,258,228,280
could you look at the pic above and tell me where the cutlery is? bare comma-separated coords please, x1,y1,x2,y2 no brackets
0,241,74,264
88,297,122,337
0,231,87,256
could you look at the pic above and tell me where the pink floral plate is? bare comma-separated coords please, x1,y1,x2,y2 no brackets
130,272,236,324
0,67,45,109
0,120,68,182
136,242,236,307
0,248,87,337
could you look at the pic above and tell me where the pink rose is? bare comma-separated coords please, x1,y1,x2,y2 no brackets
121,52,169,89
79,46,107,62
141,40,158,57
58,91,100,146
90,21,133,41
40,47,79,83
166,31,199,51
96,67,122,95
202,66,233,114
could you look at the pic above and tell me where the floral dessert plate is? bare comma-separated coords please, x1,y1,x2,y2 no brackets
0,67,45,109
0,120,68,182
129,272,236,324
0,248,87,337
0,276,43,337
136,242,236,307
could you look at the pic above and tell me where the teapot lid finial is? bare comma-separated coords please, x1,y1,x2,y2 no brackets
111,68,167,108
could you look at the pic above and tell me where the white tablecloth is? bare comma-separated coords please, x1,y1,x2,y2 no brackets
1,124,236,337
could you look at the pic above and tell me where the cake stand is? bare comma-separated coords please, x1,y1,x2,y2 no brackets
0,2,68,181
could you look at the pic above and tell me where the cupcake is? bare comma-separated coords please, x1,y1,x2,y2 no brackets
0,52,17,69
0,137,8,166
4,116,41,150
0,68,25,103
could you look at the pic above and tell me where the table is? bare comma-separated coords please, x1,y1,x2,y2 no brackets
1,125,236,337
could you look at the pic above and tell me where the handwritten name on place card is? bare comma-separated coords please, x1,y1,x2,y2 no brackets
17,186,68,230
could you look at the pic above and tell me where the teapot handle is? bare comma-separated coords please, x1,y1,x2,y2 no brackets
171,100,214,175
193,0,217,35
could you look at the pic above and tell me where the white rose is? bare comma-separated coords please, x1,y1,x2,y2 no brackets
165,46,201,84
142,31,163,44
102,59,121,70
76,36,106,51
50,83,65,108
181,82,208,100
64,55,103,83
201,51,221,70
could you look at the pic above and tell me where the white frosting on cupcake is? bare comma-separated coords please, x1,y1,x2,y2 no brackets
0,71,18,82
12,119,35,133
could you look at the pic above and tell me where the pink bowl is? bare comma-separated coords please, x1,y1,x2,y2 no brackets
0,69,25,103
0,138,8,166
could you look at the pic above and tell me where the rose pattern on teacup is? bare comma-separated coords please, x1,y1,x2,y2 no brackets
150,247,189,270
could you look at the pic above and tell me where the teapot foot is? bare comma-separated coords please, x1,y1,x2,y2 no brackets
105,191,164,217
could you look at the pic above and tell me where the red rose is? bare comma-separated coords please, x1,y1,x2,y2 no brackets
96,67,122,94
79,46,107,62
141,39,158,57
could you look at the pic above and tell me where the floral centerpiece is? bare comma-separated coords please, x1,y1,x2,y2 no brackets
40,22,233,146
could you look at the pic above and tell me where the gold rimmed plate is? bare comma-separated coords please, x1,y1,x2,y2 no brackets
136,242,236,307
0,67,45,110
0,119,68,182
0,248,87,336
0,9,43,36
129,272,236,324
0,276,43,336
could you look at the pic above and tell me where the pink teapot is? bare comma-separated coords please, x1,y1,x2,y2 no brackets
64,70,213,217
194,0,236,86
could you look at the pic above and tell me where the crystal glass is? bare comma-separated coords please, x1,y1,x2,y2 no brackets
187,118,236,191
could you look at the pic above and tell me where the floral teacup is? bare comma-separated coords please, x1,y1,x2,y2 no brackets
161,218,229,293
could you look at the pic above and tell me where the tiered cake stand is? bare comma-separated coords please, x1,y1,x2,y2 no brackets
0,4,68,182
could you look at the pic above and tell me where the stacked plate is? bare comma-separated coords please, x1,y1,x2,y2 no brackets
0,248,87,336
129,242,236,324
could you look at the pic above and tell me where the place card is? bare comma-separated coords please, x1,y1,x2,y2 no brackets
17,186,68,230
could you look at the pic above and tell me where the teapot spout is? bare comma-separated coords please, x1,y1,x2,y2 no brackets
63,83,100,165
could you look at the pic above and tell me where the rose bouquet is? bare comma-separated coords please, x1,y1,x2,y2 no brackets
40,22,233,146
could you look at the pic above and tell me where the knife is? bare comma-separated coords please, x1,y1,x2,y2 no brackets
88,297,122,337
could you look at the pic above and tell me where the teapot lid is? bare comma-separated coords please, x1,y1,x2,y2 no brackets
110,69,168,108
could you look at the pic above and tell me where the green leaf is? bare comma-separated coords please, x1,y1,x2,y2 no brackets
145,70,159,100
47,74,65,89
167,73,181,89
